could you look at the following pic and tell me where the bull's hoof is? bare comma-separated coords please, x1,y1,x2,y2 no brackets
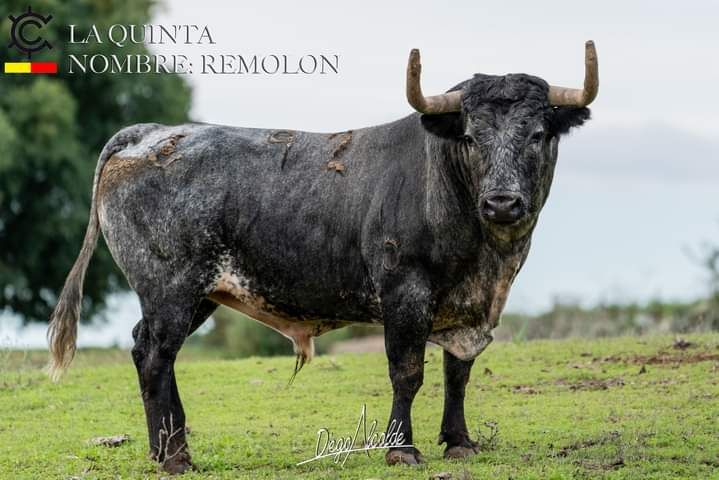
161,450,194,475
444,440,480,459
385,447,425,466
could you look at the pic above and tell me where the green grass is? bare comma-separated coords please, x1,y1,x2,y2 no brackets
2,333,719,479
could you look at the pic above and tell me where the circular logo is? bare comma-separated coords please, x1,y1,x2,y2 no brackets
7,6,53,60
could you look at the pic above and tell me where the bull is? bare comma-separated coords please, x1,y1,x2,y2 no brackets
48,41,599,473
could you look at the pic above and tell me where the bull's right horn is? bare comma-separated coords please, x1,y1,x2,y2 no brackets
406,49,462,114
547,40,599,107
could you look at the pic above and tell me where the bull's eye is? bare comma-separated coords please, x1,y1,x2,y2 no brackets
529,130,545,143
460,135,479,151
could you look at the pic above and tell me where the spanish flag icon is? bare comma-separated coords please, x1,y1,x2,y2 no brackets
4,62,58,74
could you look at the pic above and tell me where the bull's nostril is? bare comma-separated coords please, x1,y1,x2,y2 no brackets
489,197,517,209
481,193,525,224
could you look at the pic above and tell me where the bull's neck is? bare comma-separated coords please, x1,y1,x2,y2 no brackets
424,134,477,231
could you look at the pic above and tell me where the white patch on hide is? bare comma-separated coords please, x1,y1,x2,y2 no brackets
210,255,324,364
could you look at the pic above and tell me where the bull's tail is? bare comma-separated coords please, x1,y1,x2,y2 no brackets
46,198,100,381
46,124,157,381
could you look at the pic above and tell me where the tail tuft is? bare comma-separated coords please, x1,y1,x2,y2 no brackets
47,293,81,382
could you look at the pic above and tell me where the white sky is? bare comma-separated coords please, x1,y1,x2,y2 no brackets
2,0,718,348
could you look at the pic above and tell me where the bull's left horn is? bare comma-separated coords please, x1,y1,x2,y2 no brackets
548,40,599,107
406,49,462,114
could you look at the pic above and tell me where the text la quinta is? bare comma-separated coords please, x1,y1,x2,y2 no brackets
68,24,215,48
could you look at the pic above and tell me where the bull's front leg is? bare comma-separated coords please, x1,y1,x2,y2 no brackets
381,276,433,465
438,350,481,458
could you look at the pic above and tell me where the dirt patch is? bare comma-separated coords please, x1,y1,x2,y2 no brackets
326,160,346,174
578,340,719,367
574,458,625,471
597,351,719,366
98,154,147,195
550,431,621,458
510,377,624,395
151,134,186,167
512,385,540,395
555,377,625,391
329,130,353,158
326,130,352,174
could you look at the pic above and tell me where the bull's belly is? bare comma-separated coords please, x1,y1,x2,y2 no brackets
208,270,374,365
210,247,520,364
210,270,505,364
208,291,340,365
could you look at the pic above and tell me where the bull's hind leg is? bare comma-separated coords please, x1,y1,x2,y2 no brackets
131,293,206,474
438,350,480,458
166,298,217,456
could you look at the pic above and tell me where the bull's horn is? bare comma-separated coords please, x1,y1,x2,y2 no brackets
547,40,599,107
406,49,462,114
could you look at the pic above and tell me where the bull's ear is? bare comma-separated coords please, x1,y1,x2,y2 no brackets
549,107,591,136
421,112,464,139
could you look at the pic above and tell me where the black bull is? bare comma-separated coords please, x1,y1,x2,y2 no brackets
48,65,593,473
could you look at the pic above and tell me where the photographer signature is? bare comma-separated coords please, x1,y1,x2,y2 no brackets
297,404,411,466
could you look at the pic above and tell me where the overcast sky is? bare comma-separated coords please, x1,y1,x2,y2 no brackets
3,1,718,348
150,0,718,309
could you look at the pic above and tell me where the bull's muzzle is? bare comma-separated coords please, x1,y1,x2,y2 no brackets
480,192,526,225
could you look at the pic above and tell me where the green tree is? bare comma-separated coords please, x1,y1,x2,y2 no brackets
0,0,191,322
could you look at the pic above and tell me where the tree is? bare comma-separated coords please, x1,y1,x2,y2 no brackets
0,0,191,322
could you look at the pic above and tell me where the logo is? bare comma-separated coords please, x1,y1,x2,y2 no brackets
8,6,52,58
5,6,57,74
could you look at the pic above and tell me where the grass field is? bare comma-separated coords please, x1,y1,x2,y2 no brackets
1,333,718,479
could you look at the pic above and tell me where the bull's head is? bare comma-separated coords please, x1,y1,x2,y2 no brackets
408,41,598,242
